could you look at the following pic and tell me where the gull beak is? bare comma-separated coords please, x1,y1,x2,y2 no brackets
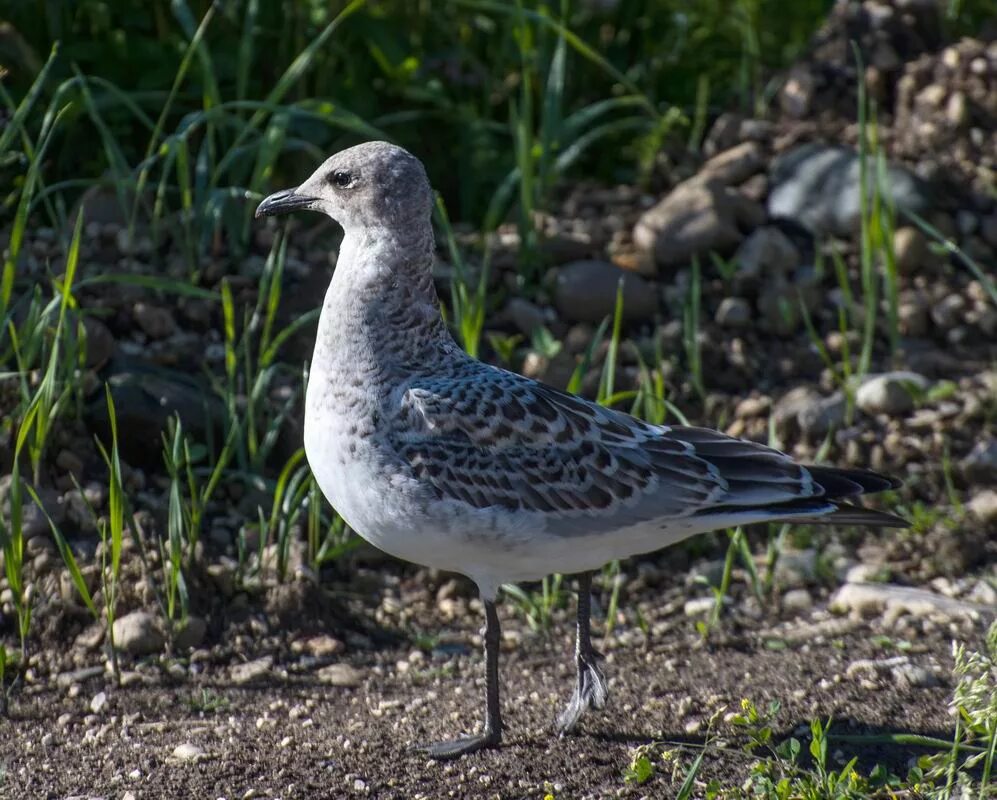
255,187,317,219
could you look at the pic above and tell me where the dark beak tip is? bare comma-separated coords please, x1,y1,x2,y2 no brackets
255,188,313,221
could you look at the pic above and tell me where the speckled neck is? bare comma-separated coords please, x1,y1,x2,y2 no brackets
305,219,457,422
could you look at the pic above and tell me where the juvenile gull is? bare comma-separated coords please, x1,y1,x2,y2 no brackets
255,141,906,758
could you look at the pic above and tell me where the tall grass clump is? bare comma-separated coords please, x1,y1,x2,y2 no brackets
3,1,832,286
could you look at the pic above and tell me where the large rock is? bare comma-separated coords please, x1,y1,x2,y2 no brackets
634,177,765,271
855,372,929,416
768,144,930,237
86,358,223,468
553,260,657,324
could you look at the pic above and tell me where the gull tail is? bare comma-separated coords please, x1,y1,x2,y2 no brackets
693,465,908,528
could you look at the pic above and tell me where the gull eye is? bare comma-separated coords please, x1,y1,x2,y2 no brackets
331,170,353,188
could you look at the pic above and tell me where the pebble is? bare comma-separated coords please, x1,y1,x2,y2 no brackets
734,226,800,282
773,549,818,588
782,588,813,614
317,663,364,688
830,583,991,623
698,141,765,185
931,293,967,330
893,662,939,689
892,227,932,274
172,742,206,762
715,296,751,328
962,438,997,485
230,655,274,685
174,615,207,651
683,597,718,617
505,297,548,336
633,175,764,270
132,302,177,339
113,611,166,656
968,490,997,523
293,634,345,659
90,691,108,714
797,392,847,438
855,371,929,416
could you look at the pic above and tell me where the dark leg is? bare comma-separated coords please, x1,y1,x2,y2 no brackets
414,598,503,758
556,571,608,735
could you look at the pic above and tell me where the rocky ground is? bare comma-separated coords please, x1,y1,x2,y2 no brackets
2,1,996,797
2,555,994,798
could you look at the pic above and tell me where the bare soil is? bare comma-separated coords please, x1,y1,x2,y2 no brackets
1,558,989,800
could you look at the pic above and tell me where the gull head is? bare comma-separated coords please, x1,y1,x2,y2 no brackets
255,141,433,232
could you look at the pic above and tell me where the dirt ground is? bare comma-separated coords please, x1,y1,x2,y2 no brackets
1,556,989,800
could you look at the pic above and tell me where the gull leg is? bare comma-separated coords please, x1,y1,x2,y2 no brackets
414,598,502,758
556,571,608,736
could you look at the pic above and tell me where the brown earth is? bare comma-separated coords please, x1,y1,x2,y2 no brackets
1,555,990,800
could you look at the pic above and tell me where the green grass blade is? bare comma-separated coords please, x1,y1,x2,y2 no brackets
0,43,59,157
215,0,369,180
674,747,706,800
76,273,219,300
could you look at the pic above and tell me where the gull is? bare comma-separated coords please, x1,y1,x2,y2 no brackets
255,141,905,758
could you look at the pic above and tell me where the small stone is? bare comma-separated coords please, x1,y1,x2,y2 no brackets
41,732,55,747
773,386,819,438
173,615,207,651
962,438,997,485
55,449,85,477
893,662,938,689
699,141,764,185
892,227,932,274
782,588,813,614
230,655,273,685
0,478,64,539
735,396,770,419
90,691,107,714
931,294,967,330
317,663,363,688
734,226,800,282
830,583,989,622
845,563,888,584
82,316,115,369
112,611,165,656
295,635,344,659
715,297,751,329
899,298,929,337
633,176,765,271
172,742,206,762
968,490,997,524
773,549,818,588
797,392,847,438
855,372,929,416
133,303,177,339
683,597,717,617
505,298,547,336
